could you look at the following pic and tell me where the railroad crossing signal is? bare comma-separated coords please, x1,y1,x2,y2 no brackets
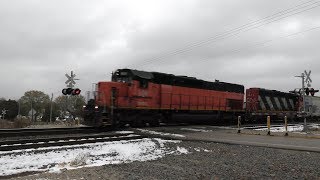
1,109,8,120
65,71,79,88
63,71,81,95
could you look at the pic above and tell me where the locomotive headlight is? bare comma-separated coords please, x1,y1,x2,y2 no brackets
95,105,99,109
82,105,86,108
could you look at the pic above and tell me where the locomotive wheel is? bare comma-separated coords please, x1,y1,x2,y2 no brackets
149,119,160,127
131,119,145,128
149,114,161,127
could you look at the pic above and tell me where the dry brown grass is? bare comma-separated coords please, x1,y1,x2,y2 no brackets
14,118,31,128
0,118,31,129
0,119,14,129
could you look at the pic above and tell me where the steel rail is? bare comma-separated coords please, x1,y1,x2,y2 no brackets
0,127,101,138
0,133,146,151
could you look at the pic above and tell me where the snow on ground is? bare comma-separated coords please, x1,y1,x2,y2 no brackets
216,126,236,130
115,131,135,134
180,128,212,132
0,138,188,177
194,147,212,152
136,129,185,138
254,125,304,132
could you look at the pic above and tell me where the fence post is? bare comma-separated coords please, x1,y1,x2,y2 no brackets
267,116,271,135
284,116,288,136
237,116,241,133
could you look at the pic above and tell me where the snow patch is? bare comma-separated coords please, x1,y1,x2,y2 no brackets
0,138,185,177
181,128,211,132
194,147,212,152
252,124,320,133
177,147,188,154
136,129,185,138
254,125,304,132
115,131,135,134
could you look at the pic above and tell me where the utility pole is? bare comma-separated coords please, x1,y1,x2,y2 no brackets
49,93,53,123
17,100,20,118
30,100,33,122
294,72,306,112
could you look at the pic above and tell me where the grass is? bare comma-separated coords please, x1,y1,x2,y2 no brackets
0,118,31,129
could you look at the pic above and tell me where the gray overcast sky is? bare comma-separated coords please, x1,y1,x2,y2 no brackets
1,0,320,100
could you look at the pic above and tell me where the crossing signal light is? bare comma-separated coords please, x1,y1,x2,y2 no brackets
303,88,319,96
73,88,81,95
305,88,310,96
310,88,319,96
62,88,72,95
62,88,81,95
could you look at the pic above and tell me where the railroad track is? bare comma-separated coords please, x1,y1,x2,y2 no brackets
0,126,101,138
0,132,146,151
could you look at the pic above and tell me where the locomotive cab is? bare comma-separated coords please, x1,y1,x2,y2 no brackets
83,69,157,127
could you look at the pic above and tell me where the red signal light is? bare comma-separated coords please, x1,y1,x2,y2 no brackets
72,88,81,95
310,88,319,96
310,88,314,96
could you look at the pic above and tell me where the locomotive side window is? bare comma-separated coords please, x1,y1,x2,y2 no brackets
139,79,148,88
116,77,131,83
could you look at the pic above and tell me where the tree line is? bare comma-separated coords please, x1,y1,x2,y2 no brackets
0,90,86,121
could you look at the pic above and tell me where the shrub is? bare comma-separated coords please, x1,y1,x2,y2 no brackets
70,153,90,167
0,119,14,128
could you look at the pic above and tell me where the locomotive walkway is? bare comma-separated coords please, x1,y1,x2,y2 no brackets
179,130,320,153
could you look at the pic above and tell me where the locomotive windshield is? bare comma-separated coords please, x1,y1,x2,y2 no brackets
112,70,132,83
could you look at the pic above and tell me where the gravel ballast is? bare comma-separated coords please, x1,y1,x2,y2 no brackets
14,140,320,180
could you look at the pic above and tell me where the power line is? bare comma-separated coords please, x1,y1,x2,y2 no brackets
137,1,320,67
138,1,320,67
195,25,320,66
129,0,320,68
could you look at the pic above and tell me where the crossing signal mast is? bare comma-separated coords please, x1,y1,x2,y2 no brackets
293,70,319,131
62,71,81,96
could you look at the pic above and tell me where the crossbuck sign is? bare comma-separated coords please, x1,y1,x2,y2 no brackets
65,71,79,88
304,70,312,87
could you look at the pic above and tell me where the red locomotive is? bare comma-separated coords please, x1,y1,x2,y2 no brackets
83,68,245,127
